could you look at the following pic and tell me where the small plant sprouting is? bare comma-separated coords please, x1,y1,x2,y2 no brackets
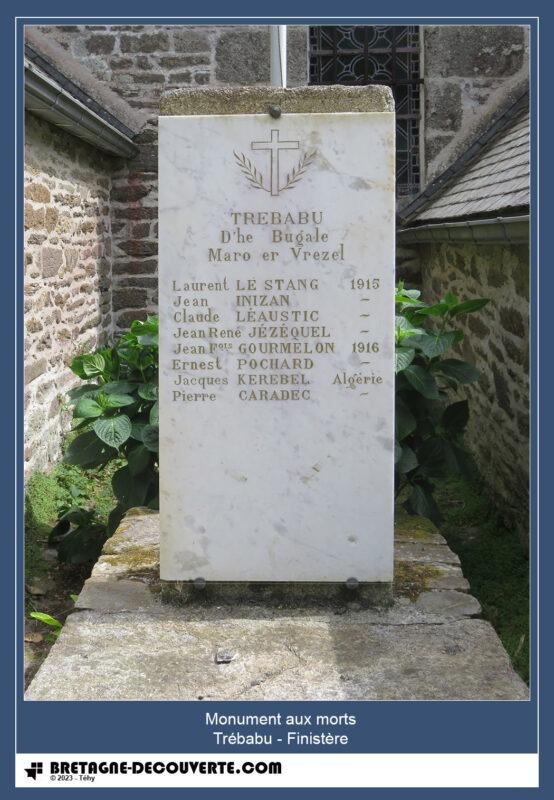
29,612,63,643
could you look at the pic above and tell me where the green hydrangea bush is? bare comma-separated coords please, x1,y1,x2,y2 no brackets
394,283,490,523
50,316,159,563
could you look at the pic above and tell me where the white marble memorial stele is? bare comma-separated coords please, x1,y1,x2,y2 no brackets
159,109,395,583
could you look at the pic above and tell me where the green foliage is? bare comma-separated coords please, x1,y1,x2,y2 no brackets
25,461,120,587
24,472,59,581
48,507,107,565
52,316,159,564
395,283,490,525
436,475,529,683
29,611,63,642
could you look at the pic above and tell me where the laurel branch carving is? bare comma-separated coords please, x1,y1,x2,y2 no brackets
233,150,317,194
280,151,318,192
233,151,267,191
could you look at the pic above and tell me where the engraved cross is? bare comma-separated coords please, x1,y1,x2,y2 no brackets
251,129,299,196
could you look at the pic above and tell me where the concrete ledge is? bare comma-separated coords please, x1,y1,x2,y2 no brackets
160,85,394,116
26,508,528,701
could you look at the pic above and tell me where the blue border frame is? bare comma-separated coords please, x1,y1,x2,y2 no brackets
4,2,549,797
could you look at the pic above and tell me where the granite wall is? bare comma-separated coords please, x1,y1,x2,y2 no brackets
38,24,309,330
422,25,529,182
420,241,529,542
24,112,114,474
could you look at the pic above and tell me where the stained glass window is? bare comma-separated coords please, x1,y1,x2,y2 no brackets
309,26,421,197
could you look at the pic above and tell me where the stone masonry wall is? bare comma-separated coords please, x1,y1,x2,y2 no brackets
423,25,529,182
33,24,530,325
420,242,529,542
24,112,114,475
39,24,309,330
25,23,530,486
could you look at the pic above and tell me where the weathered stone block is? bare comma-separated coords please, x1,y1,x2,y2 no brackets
112,287,148,310
173,27,211,53
26,317,43,334
502,336,527,369
25,357,47,385
112,258,158,275
424,26,525,77
132,222,150,238
134,128,158,144
25,182,51,203
120,32,170,53
86,34,115,54
426,83,462,131
511,253,529,299
64,247,79,270
167,71,192,84
111,184,151,203
116,309,149,328
113,206,158,220
109,56,134,69
215,28,269,84
132,72,165,84
130,144,158,172
492,364,511,414
136,55,152,70
467,314,489,339
24,203,45,230
41,247,63,278
159,55,210,68
487,262,505,288
287,26,309,87
500,307,525,338
118,240,158,257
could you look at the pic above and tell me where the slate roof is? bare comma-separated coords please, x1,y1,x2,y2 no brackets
403,105,529,224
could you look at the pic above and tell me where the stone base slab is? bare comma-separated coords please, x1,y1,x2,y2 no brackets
25,508,528,701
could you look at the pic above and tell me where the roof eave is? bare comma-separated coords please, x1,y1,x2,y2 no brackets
397,214,529,245
24,59,138,159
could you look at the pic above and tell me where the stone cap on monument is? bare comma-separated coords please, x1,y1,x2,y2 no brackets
160,85,394,117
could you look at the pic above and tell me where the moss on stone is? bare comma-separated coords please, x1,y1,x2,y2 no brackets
124,506,158,518
394,560,443,601
394,510,440,541
161,85,394,117
101,546,159,571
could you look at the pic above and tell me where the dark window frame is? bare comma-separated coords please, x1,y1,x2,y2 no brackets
309,25,422,198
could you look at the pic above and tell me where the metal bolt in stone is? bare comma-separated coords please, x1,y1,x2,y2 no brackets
193,577,206,590
345,577,359,591
268,105,282,119
215,647,236,664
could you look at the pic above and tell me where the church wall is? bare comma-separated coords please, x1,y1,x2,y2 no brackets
38,24,309,329
419,240,530,545
422,25,529,183
24,112,114,475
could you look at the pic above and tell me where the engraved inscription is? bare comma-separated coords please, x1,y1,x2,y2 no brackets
166,203,385,404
